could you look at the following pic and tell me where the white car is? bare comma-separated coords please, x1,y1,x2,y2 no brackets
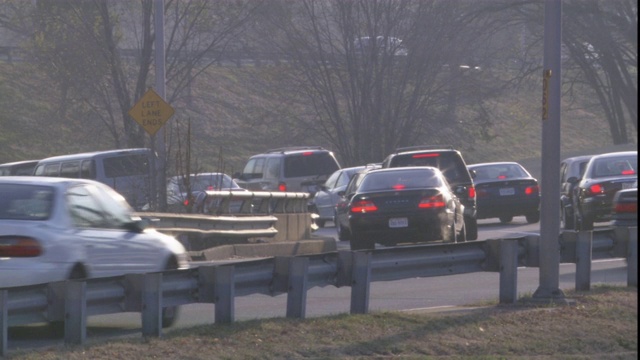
0,177,189,325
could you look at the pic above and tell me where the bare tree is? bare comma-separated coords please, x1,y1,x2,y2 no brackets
252,0,510,166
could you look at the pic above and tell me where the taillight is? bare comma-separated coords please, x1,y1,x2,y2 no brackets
419,194,446,208
588,184,604,196
350,200,378,213
615,202,637,213
622,170,635,175
0,237,42,257
183,199,189,206
476,188,488,198
278,182,287,192
468,186,476,199
525,185,539,195
392,184,406,190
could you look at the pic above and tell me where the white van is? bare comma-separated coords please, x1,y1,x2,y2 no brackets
33,148,154,210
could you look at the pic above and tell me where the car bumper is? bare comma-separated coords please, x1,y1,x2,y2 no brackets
581,197,614,222
349,211,449,244
0,260,70,288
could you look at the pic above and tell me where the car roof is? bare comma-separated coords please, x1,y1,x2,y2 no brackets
253,146,331,156
561,155,594,163
467,161,522,168
37,148,151,162
390,145,457,155
367,166,441,174
0,176,102,186
590,151,637,160
0,159,40,167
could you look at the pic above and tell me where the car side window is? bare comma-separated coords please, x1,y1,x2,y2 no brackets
67,185,107,228
265,158,281,180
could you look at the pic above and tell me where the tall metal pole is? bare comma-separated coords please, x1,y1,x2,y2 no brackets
534,0,564,301
154,0,167,211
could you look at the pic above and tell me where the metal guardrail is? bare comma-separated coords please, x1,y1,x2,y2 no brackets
0,227,636,355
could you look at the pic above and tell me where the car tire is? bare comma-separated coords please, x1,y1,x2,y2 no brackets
499,215,513,224
350,233,374,251
458,220,467,243
561,206,574,230
464,215,478,240
525,211,540,224
49,265,87,337
316,219,325,228
337,219,351,241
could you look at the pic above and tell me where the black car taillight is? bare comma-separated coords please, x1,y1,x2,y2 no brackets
525,185,539,195
350,199,378,213
0,236,43,257
278,182,287,192
586,183,604,197
615,202,637,214
418,194,446,208
468,185,476,199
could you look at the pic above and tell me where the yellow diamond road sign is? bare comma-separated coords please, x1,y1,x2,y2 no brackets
128,88,175,136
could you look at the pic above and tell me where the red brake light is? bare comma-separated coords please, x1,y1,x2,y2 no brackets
498,175,507,179
589,184,603,195
476,188,488,198
392,184,406,190
525,185,539,195
351,200,378,213
622,170,635,175
0,237,42,257
183,199,189,206
412,153,439,158
207,186,214,190
419,194,446,208
615,202,637,213
468,186,476,199
302,152,313,156
278,182,287,192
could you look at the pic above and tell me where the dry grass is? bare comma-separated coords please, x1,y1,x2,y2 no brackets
9,285,637,359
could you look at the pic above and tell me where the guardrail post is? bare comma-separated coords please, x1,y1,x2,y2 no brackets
214,266,235,324
1,290,7,357
286,257,309,319
575,231,593,291
628,227,638,287
64,280,86,345
499,238,519,304
350,251,372,314
141,273,162,338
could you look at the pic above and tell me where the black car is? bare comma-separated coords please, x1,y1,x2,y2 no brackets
611,180,637,228
467,162,540,224
335,166,466,250
381,146,477,240
571,151,637,230
560,155,594,229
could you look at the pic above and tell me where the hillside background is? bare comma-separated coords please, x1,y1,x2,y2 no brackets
0,61,635,177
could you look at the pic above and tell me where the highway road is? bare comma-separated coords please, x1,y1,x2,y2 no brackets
7,217,629,353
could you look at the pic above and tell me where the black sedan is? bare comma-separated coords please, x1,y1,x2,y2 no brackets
571,151,637,230
467,162,540,224
612,180,637,228
335,166,466,250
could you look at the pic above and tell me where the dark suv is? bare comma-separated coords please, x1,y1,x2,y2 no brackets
381,146,478,240
234,146,341,196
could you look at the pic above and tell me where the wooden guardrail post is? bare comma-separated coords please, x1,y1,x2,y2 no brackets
64,280,86,345
499,238,519,304
1,290,8,357
628,227,638,287
214,266,235,323
575,231,593,291
141,273,162,338
350,251,372,314
286,257,309,319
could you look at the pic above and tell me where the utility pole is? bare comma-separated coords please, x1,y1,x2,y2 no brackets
154,0,167,211
533,0,566,303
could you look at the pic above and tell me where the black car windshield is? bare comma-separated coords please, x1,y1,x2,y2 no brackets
0,184,54,220
471,164,529,180
359,169,443,192
591,155,637,178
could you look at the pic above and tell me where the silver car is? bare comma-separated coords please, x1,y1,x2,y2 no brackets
0,177,188,326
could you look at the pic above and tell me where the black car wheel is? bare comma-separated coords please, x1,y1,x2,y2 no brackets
350,233,374,250
525,211,540,224
337,218,351,241
499,215,513,224
316,219,326,228
464,215,478,240
561,206,575,230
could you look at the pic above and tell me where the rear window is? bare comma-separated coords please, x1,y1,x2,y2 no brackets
103,154,150,178
283,152,340,178
359,169,443,192
591,155,637,178
388,152,471,185
0,184,54,220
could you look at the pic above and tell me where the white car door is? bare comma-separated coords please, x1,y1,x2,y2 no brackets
66,184,163,278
